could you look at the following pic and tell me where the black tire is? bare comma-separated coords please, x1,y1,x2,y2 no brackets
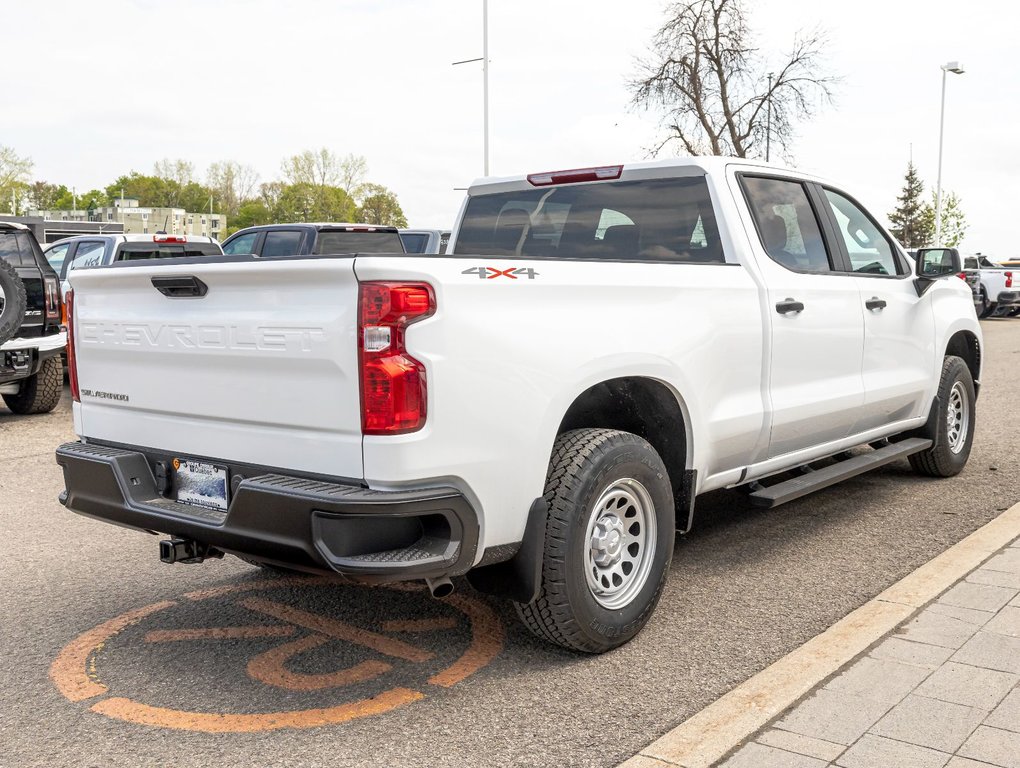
2,357,64,414
909,356,976,478
0,258,27,346
514,429,675,653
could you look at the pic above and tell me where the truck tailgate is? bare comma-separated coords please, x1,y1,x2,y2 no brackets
69,258,363,479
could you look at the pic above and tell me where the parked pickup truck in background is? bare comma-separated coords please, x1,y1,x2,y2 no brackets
222,223,405,257
0,222,64,415
56,158,982,653
44,234,223,298
399,228,451,254
963,254,1018,318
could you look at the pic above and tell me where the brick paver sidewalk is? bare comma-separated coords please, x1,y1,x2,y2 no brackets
722,539,1020,768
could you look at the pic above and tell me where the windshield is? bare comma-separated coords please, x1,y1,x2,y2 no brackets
314,231,404,254
453,177,724,262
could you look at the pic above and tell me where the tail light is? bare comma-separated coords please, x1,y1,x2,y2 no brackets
956,272,967,281
358,282,435,434
1006,272,1013,289
66,289,80,403
43,275,60,325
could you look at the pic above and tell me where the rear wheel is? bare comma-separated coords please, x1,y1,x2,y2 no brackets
977,289,992,318
514,429,675,653
2,357,63,414
909,356,975,477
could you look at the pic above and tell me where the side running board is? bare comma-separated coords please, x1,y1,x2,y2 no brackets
748,438,934,509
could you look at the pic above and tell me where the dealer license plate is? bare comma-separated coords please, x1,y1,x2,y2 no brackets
174,459,229,511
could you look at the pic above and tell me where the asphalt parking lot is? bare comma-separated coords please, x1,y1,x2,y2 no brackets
1,320,1018,768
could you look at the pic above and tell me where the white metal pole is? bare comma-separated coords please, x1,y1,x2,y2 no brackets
482,0,490,176
935,67,947,247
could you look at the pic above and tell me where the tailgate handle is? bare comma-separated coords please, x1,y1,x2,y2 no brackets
151,276,208,298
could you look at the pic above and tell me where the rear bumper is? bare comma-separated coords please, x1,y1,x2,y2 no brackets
55,441,479,582
1,331,65,384
994,290,1019,307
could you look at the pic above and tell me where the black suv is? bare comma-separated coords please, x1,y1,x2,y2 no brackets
0,223,64,415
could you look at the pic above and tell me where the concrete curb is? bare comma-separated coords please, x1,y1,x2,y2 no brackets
619,500,1020,768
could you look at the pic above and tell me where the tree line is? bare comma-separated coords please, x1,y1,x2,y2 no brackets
0,146,407,235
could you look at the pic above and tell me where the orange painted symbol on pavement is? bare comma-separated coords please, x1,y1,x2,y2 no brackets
50,578,503,732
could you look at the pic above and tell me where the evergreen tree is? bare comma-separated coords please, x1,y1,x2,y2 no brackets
888,161,927,248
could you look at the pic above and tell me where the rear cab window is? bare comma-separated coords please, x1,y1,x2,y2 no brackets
453,177,725,263
315,230,404,255
116,242,222,261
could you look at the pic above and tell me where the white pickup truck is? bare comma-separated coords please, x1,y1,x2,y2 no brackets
963,254,1018,318
56,158,982,653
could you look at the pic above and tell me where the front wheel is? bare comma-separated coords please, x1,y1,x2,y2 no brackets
515,429,675,653
909,356,976,477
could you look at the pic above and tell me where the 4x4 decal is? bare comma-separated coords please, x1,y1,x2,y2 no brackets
461,266,539,280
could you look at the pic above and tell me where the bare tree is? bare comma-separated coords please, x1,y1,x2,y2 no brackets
153,158,195,186
281,148,345,188
631,0,836,158
339,153,368,200
207,161,260,218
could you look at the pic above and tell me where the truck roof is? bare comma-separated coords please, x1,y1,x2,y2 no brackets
234,222,400,233
467,156,825,196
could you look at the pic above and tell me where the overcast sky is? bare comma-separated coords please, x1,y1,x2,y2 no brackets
5,0,1017,256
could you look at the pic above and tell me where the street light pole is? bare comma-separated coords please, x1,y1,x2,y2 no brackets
766,72,774,162
452,0,490,177
482,0,489,176
935,61,964,246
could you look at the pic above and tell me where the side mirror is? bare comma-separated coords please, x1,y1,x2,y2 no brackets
915,247,962,278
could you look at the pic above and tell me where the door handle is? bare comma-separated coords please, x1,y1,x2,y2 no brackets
865,297,887,311
775,298,805,315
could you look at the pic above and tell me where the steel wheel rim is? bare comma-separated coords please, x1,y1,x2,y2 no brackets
947,381,969,454
583,478,657,610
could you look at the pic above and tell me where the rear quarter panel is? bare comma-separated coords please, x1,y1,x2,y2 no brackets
355,255,764,554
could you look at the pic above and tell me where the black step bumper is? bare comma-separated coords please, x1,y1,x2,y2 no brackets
55,441,479,582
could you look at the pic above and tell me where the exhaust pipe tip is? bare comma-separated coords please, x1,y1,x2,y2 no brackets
426,576,455,599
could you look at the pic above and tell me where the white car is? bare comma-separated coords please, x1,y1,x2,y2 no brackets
55,157,981,653
43,234,223,298
962,254,1018,317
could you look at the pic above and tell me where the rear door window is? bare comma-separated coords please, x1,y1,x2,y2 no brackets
740,176,832,273
0,233,23,265
453,177,725,263
67,241,106,271
261,230,305,257
400,233,429,253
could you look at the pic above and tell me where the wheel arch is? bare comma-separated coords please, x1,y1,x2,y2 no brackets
944,329,981,396
556,376,695,530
